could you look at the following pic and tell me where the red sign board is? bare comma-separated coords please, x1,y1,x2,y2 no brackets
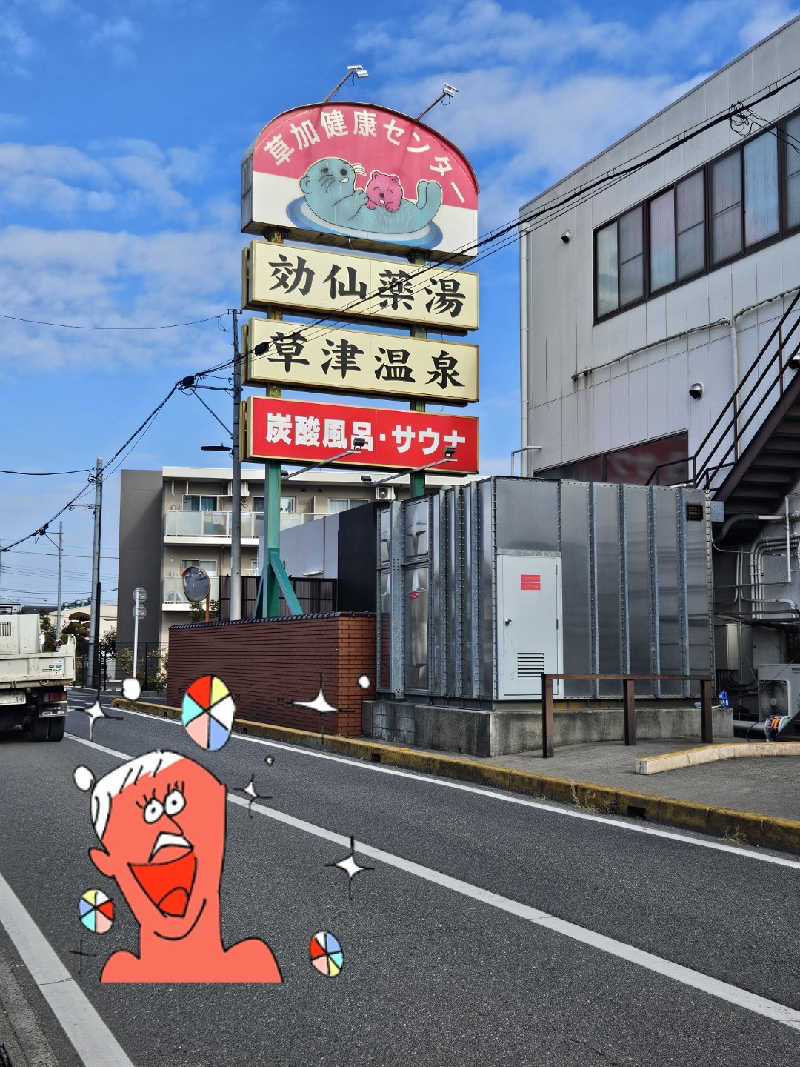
521,574,541,590
242,103,479,262
244,397,478,474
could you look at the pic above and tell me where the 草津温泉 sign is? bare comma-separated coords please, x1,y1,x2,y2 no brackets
242,241,478,332
243,318,478,405
241,103,478,262
243,396,478,474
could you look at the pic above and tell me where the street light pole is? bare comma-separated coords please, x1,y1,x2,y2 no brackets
230,308,242,622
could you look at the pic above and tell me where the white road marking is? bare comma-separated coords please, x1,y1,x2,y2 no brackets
0,870,136,1067
64,733,800,1032
79,706,800,871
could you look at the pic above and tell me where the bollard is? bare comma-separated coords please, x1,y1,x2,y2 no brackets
701,677,713,743
623,678,636,745
542,674,554,758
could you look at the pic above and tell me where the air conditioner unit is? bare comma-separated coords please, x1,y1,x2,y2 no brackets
375,485,396,501
758,664,800,718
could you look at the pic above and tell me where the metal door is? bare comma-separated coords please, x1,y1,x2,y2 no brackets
497,554,563,698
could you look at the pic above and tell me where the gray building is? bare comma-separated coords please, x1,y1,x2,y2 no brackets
519,16,800,715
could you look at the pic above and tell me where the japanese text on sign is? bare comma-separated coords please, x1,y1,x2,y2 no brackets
244,397,478,474
244,319,479,405
243,242,479,332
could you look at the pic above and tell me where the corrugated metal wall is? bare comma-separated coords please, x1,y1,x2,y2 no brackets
377,477,714,701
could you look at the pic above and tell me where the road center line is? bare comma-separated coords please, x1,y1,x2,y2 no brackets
65,733,800,1032
0,870,136,1067
80,706,800,871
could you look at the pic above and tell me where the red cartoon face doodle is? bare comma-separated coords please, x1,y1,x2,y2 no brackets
74,751,281,983
102,756,223,939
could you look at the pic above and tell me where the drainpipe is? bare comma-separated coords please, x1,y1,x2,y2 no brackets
786,496,791,585
730,318,740,461
519,223,530,475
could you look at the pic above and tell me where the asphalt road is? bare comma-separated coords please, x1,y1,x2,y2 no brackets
2,689,800,1066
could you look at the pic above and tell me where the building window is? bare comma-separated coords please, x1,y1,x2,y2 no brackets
181,558,218,575
676,170,705,279
595,222,618,316
618,207,644,307
711,150,742,264
183,494,216,512
328,499,352,514
595,208,644,315
786,114,800,229
594,107,800,320
649,190,676,291
250,495,293,513
744,131,779,246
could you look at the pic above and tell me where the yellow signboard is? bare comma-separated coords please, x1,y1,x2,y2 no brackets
242,241,478,333
244,318,478,405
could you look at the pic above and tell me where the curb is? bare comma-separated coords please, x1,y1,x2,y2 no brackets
112,697,800,856
636,741,800,775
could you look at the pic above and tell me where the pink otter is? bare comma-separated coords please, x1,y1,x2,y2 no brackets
365,170,403,211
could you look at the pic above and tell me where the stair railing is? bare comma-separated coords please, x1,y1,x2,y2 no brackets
647,289,800,487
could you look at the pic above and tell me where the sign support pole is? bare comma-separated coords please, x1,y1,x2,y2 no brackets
133,588,140,680
257,231,302,619
409,252,427,499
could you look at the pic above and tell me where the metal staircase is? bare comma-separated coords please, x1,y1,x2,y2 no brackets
649,290,800,542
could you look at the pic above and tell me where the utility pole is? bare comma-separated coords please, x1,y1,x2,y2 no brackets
86,458,102,690
409,251,427,499
230,308,242,621
55,521,63,642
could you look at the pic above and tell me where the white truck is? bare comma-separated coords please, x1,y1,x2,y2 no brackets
0,613,74,741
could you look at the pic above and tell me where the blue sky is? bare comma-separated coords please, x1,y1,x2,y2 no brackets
0,0,796,605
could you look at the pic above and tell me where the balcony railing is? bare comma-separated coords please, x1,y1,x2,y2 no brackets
164,510,327,538
163,576,220,605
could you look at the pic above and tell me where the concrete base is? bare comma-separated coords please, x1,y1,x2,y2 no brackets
363,699,734,757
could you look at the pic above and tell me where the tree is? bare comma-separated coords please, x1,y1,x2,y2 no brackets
99,627,117,655
39,613,57,652
61,611,90,656
189,599,219,622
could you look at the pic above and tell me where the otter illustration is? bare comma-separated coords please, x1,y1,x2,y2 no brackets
366,170,403,212
299,157,442,235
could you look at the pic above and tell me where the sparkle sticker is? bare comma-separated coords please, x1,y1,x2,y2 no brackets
325,835,374,901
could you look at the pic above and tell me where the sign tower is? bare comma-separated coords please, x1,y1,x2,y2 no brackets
239,99,480,617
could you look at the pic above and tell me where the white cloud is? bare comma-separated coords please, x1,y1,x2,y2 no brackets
0,138,209,221
88,15,141,66
0,10,34,72
738,2,799,47
0,224,240,371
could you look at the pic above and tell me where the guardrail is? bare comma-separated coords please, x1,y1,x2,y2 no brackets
540,673,714,758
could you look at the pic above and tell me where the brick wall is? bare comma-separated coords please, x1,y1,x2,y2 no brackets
167,613,376,736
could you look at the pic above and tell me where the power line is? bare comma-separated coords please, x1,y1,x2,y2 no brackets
0,312,227,331
3,549,119,559
0,467,93,476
